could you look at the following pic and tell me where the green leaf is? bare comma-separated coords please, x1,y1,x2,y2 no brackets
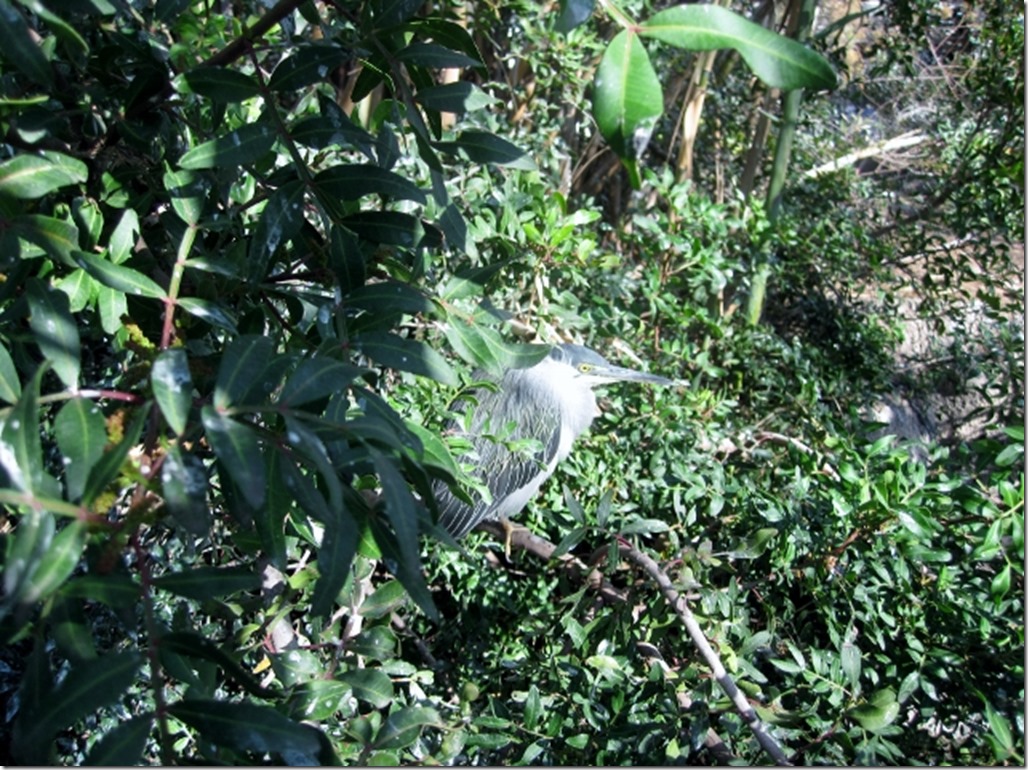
310,507,359,617
151,348,193,435
395,42,480,69
373,706,440,750
13,651,142,763
177,297,239,334
20,520,85,604
159,631,275,698
82,407,146,506
435,130,531,167
61,573,141,608
108,208,140,263
0,364,46,494
0,151,87,199
841,642,861,692
163,167,206,226
415,82,492,114
278,357,368,408
0,1,52,87
27,278,80,388
248,179,307,281
201,406,266,509
179,122,276,170
640,4,837,91
359,580,408,619
314,164,427,204
214,334,275,409
97,284,127,335
850,688,900,733
338,668,395,709
74,250,166,299
371,450,437,619
523,684,542,731
53,397,106,502
161,444,210,534
267,43,348,91
592,28,662,177
358,332,459,386
178,66,261,101
83,714,153,766
18,0,89,60
169,700,325,760
342,210,423,247
556,0,594,32
12,214,80,266
329,224,366,292
990,563,1011,603
345,280,433,316
152,565,260,600
0,340,20,403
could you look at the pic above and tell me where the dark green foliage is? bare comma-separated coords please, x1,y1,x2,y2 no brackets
0,0,1022,766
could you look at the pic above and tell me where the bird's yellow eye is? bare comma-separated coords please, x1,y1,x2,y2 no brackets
578,363,594,373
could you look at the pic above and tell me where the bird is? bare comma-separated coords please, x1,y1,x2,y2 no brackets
433,343,672,542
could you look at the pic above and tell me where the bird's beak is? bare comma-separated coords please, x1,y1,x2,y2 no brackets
599,365,674,386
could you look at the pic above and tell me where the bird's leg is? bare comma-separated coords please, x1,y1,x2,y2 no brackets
497,517,528,559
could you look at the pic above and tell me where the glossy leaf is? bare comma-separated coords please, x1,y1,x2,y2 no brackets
640,4,837,91
850,689,900,733
310,506,359,617
342,210,423,247
20,520,85,604
74,250,166,299
344,280,433,315
435,130,530,167
163,168,206,226
373,706,441,750
152,348,193,435
395,42,480,69
27,278,80,388
161,444,210,534
82,408,146,506
214,334,274,409
329,224,366,292
314,164,427,204
153,565,260,600
0,340,20,403
0,151,87,199
201,406,266,509
248,179,306,281
358,331,458,386
169,699,325,759
61,573,141,608
0,364,46,495
83,714,153,766
592,28,662,176
12,214,80,266
108,208,140,263
415,82,490,114
0,0,53,87
179,122,276,170
267,44,348,91
556,0,594,32
53,397,106,502
338,668,395,709
177,297,239,334
278,357,368,407
178,66,261,101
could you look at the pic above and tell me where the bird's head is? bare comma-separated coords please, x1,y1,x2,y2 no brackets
550,344,673,389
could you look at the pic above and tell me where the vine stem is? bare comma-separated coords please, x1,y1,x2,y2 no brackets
615,540,793,766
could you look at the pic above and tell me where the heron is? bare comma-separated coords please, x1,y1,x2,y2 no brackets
433,343,673,543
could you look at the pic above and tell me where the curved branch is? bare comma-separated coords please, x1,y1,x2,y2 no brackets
616,540,792,766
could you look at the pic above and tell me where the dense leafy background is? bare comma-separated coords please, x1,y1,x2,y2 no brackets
0,0,1022,765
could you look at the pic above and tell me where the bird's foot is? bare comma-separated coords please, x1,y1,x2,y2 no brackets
498,517,528,558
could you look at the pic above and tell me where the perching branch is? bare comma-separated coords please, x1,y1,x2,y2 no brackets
615,540,793,766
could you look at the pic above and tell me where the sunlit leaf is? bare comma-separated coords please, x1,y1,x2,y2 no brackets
178,66,261,101
267,44,347,92
0,151,86,199
201,406,266,509
74,250,166,299
278,357,369,408
358,331,459,386
338,668,395,709
314,164,427,204
53,397,106,502
151,348,193,435
214,334,275,409
27,278,80,388
373,706,441,750
179,122,276,170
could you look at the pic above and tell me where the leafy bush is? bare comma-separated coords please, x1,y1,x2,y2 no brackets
0,0,1023,766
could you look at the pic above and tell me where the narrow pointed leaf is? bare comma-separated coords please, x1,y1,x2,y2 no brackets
358,332,458,386
267,44,348,91
344,280,432,315
82,408,146,505
0,152,87,199
179,122,276,170
74,250,166,299
201,406,266,509
0,340,20,403
329,224,366,292
177,297,238,334
435,130,530,167
314,164,427,204
310,507,359,617
153,565,260,600
161,444,210,534
27,279,80,388
0,1,52,87
249,179,306,281
395,42,480,68
169,700,325,758
278,357,368,407
159,631,275,698
151,348,193,435
164,168,206,226
178,67,261,101
640,4,836,91
53,397,106,502
373,706,441,750
338,668,394,709
83,714,153,766
214,335,274,409
12,214,80,266
20,519,85,604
